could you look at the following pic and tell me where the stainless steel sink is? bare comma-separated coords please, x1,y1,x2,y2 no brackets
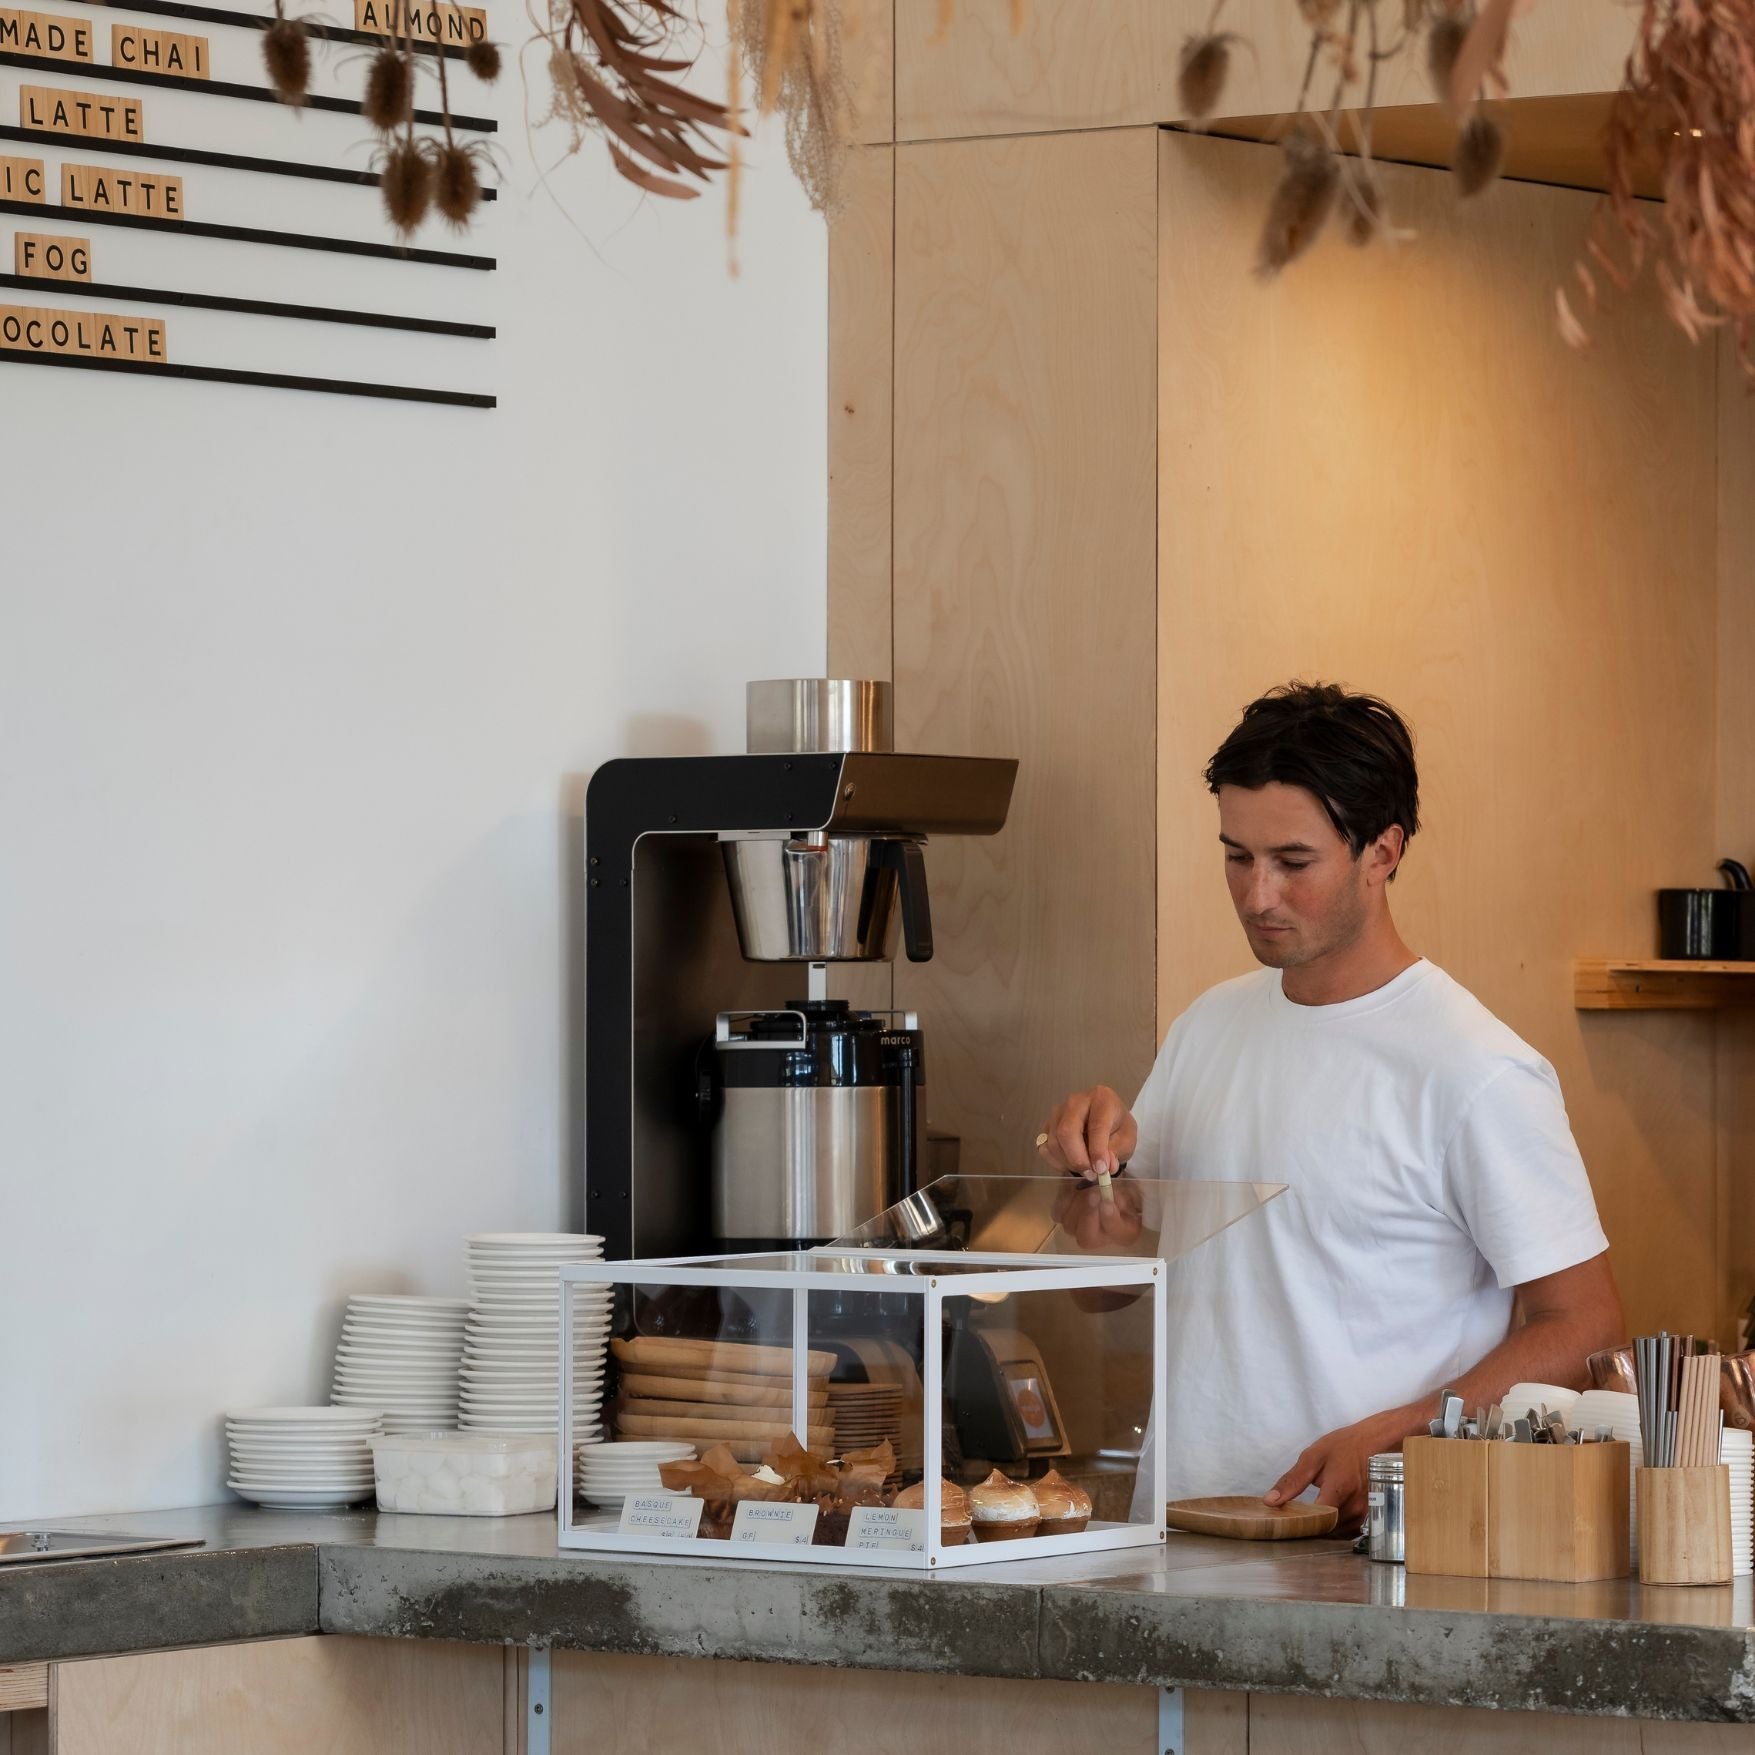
0,1530,205,1565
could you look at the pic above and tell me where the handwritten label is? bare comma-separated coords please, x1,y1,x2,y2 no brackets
0,304,165,361
0,156,46,202
112,24,208,78
62,163,183,219
15,232,91,280
846,1506,928,1553
21,86,143,142
730,1500,819,1546
617,1493,704,1540
0,7,91,60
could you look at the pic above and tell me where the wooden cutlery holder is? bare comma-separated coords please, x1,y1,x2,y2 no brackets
1405,1437,1630,1583
1637,1466,1732,1586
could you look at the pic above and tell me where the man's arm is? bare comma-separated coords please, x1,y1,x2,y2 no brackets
1263,1252,1625,1530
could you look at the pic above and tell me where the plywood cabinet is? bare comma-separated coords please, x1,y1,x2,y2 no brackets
46,1637,505,1755
829,116,1747,1339
892,0,1634,142
888,125,1161,1171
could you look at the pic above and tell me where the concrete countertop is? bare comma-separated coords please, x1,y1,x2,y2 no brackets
6,1505,1755,1722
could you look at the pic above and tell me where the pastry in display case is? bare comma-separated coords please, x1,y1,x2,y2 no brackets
556,1176,1282,1569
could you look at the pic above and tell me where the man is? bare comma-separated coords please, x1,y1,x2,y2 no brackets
1040,683,1623,1530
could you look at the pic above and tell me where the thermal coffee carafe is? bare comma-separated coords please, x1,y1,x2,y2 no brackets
703,1001,925,1250
583,679,1016,1259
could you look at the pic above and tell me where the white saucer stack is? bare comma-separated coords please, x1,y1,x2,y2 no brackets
331,1294,469,1434
461,1234,610,1442
226,1407,383,1508
1724,1427,1753,1577
578,1439,695,1509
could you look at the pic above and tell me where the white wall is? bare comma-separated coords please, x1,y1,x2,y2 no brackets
0,8,827,1518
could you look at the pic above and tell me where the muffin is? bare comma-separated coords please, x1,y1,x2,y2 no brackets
1031,1468,1092,1537
896,1477,973,1547
968,1469,1039,1542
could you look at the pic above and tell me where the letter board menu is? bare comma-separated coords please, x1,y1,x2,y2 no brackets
0,0,495,405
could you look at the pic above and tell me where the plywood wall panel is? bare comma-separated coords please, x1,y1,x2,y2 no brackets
551,1649,1163,1753
1718,339,1755,1346
1156,133,1719,1337
52,1637,506,1755
841,0,895,144
895,0,1630,143
827,143,895,682
891,126,1159,1172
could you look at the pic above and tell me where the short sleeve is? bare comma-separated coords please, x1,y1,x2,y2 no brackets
1442,1058,1609,1290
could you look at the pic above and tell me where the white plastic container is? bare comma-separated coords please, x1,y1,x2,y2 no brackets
370,1431,556,1516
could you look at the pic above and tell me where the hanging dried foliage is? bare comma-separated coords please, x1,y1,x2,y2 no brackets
1561,0,1755,376
1187,0,1515,271
261,7,311,105
362,47,413,131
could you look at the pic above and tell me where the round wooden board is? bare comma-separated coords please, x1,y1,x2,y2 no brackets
1163,1497,1339,1540
617,1372,828,1409
610,1337,835,1378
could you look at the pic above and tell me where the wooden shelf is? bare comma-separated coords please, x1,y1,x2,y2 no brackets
1574,960,1755,1011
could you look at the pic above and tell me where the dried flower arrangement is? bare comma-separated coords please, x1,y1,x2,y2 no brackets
257,0,895,240
1560,0,1755,377
1177,0,1516,274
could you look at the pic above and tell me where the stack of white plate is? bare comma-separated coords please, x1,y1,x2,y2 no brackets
1724,1428,1753,1577
1576,1388,1643,1558
578,1439,695,1508
461,1234,610,1441
226,1407,382,1508
331,1294,468,1434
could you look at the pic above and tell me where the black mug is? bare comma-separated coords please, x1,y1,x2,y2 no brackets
1659,860,1754,959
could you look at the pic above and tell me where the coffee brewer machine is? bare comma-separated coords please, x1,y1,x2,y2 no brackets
583,680,1016,1259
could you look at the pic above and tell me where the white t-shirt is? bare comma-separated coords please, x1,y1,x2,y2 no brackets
1131,958,1609,1507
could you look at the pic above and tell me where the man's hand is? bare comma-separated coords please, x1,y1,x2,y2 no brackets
1264,1410,1416,1534
1039,1085,1139,1181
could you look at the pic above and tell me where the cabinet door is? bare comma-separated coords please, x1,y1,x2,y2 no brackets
51,1636,506,1755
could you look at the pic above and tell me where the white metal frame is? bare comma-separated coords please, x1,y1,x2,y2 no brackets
556,1251,1168,1570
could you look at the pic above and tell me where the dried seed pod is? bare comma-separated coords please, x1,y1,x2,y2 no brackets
1427,13,1469,103
1345,168,1382,246
1178,33,1232,122
362,48,412,130
464,37,501,82
431,140,480,227
380,136,431,235
1256,131,1340,278
261,16,310,105
1453,112,1504,196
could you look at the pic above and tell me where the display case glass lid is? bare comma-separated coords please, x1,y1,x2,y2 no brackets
660,1176,1284,1276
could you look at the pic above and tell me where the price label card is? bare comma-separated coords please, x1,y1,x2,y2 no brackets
730,1500,819,1546
846,1506,928,1552
618,1493,705,1540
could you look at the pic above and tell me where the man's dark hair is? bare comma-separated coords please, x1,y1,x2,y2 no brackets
1204,682,1421,872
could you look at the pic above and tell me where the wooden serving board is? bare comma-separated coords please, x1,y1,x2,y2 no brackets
1163,1497,1339,1541
611,1337,836,1379
618,1372,828,1409
618,1413,837,1446
621,1397,833,1424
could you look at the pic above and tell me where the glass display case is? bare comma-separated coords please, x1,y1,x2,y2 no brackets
557,1175,1283,1569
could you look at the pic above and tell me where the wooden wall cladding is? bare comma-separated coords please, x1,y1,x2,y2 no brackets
827,142,894,683
890,126,1158,1173
50,1637,506,1755
893,0,1630,143
1718,340,1755,1349
841,0,894,144
1154,133,1719,1338
547,1648,1215,1754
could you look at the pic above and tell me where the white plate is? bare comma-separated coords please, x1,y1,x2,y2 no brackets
228,1484,373,1507
226,1406,385,1424
346,1294,470,1308
468,1232,605,1246
336,1347,464,1364
333,1368,461,1384
333,1356,462,1371
582,1441,697,1456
